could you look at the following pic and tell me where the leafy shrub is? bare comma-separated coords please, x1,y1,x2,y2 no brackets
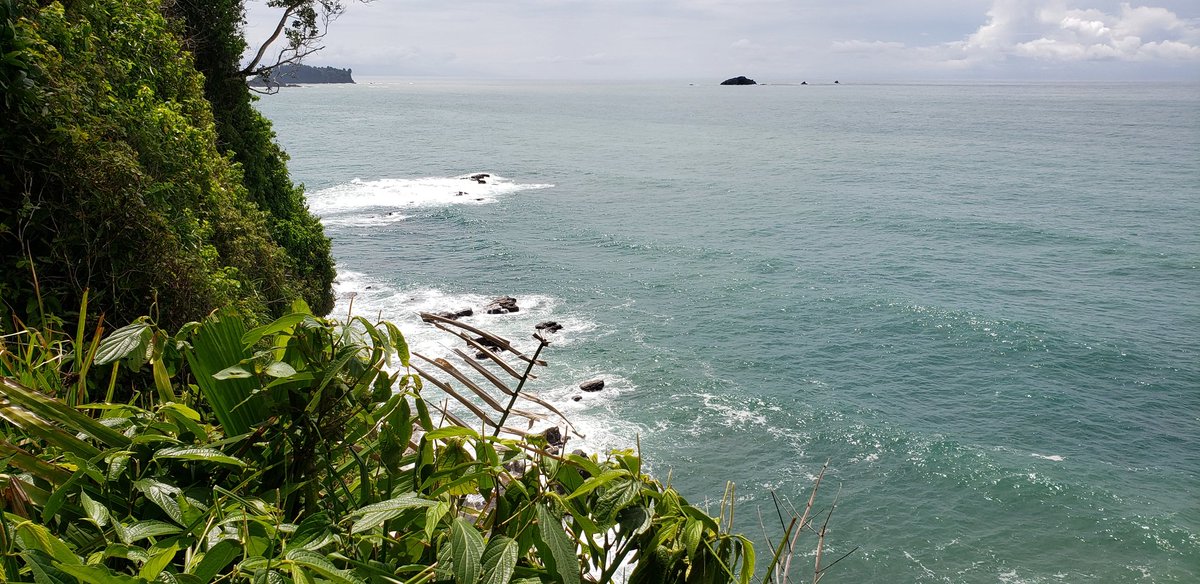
0,305,765,583
0,0,332,332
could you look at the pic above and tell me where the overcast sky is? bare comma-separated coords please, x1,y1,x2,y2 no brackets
244,0,1200,81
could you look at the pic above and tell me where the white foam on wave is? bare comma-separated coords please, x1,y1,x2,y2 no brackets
330,270,641,455
309,173,554,219
1031,453,1065,462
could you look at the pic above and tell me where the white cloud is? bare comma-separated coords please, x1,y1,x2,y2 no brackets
834,1,1200,72
964,1,1200,62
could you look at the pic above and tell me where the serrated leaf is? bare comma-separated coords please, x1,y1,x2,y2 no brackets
594,478,641,523
535,505,580,584
141,539,183,580
617,506,652,537
284,549,365,584
346,493,437,533
81,491,110,528
94,322,151,365
480,536,518,584
155,446,246,467
451,518,484,584
116,520,182,544
191,539,239,583
135,479,184,524
424,501,450,542
14,522,80,565
681,518,703,560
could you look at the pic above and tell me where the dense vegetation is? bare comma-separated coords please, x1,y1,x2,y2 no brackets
0,303,769,583
0,0,334,332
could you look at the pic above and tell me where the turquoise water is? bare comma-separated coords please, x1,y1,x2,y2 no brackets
257,81,1200,582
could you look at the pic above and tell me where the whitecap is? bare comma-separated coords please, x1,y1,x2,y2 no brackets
329,272,642,456
1031,453,1065,462
308,173,554,219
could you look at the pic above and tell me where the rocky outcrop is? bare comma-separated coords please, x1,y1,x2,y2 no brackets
579,379,605,392
535,321,563,333
721,76,757,85
485,296,519,314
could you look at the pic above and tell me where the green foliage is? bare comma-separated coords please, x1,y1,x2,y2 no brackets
0,0,335,332
0,309,781,583
169,0,336,316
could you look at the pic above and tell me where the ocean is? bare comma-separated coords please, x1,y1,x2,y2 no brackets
256,80,1199,582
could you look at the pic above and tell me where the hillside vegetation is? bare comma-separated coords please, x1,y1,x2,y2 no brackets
0,0,335,332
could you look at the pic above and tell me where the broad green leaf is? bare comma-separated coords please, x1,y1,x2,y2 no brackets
263,361,297,378
284,550,365,584
154,446,246,467
425,426,479,441
20,549,74,584
191,539,240,583
563,469,627,501
141,539,183,580
346,493,437,533
383,322,410,367
81,491,110,528
617,506,653,537
424,502,450,542
593,478,641,523
14,522,81,565
94,321,151,365
286,512,337,552
681,518,703,560
450,518,484,584
535,505,580,584
116,520,183,545
57,563,143,584
480,536,518,584
241,313,309,348
212,365,252,380
134,479,184,524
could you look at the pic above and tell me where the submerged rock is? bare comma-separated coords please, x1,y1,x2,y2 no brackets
579,379,605,392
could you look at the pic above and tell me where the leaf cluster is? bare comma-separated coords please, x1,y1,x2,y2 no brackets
0,0,336,333
0,304,772,583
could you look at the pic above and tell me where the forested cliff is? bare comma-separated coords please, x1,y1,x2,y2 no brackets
0,0,335,331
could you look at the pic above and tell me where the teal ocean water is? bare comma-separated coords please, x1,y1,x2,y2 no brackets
257,81,1200,582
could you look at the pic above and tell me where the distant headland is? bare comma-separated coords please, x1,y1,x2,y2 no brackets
249,64,355,88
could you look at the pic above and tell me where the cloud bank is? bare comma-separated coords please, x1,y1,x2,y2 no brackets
835,1,1200,72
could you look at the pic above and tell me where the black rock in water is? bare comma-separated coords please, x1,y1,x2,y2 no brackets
579,379,605,392
535,320,563,333
485,296,520,314
541,426,564,446
721,76,757,85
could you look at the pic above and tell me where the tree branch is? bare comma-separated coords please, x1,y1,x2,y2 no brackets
239,5,296,77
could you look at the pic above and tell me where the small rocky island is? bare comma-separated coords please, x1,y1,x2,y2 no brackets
249,64,355,88
721,76,757,85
